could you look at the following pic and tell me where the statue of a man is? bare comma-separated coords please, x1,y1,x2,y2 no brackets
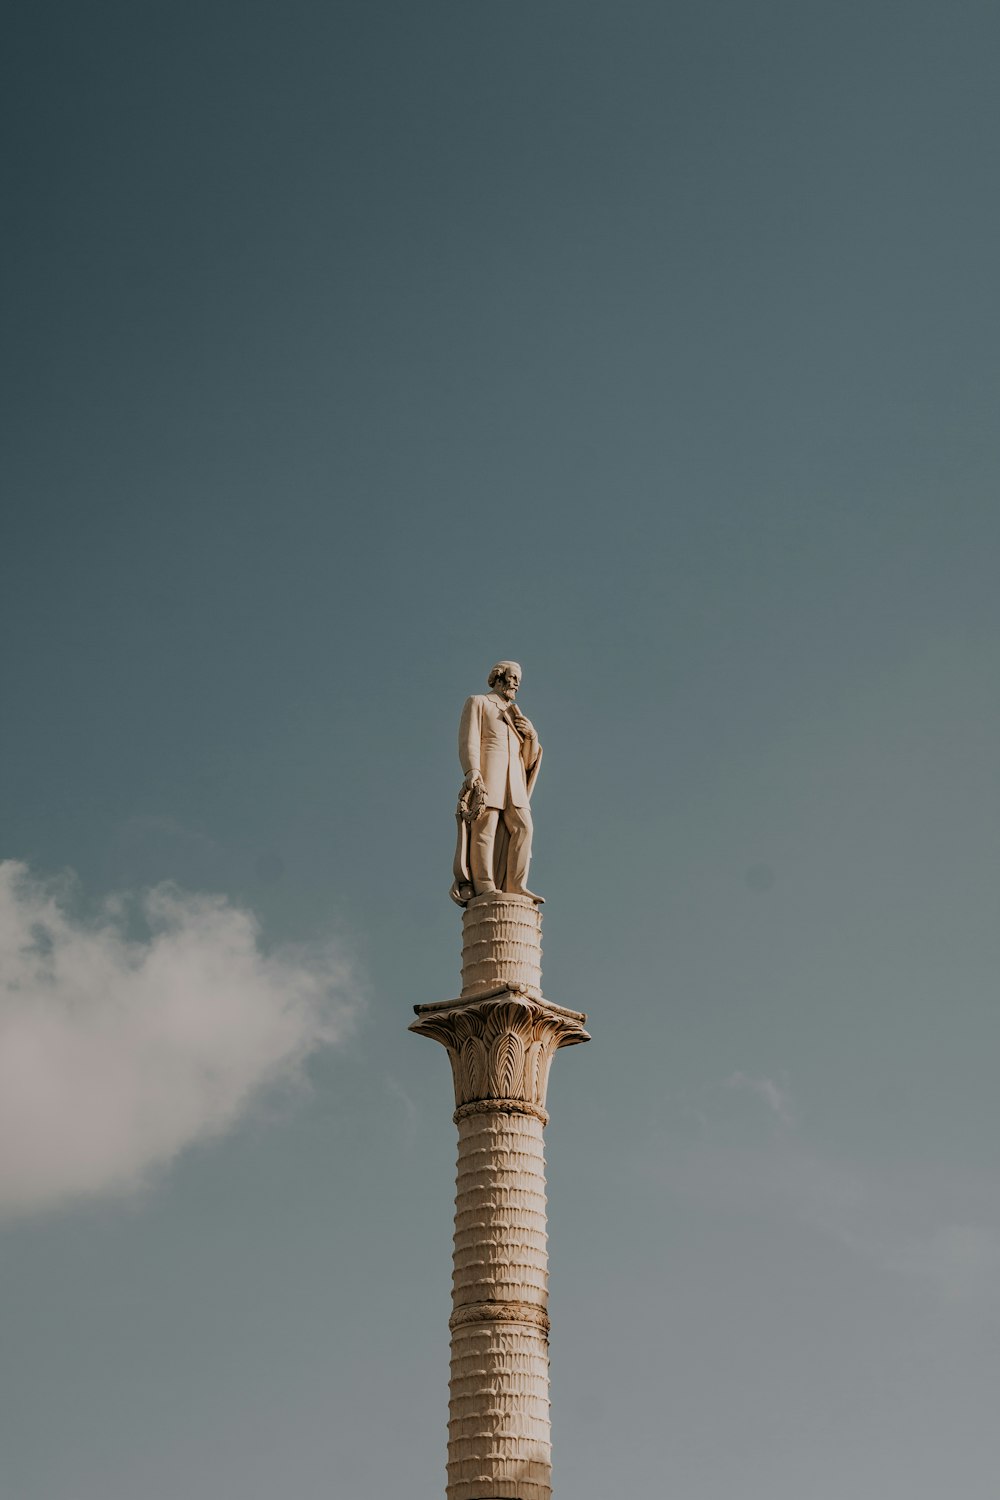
450,661,543,906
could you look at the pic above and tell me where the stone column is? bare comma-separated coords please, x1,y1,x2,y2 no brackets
411,893,589,1500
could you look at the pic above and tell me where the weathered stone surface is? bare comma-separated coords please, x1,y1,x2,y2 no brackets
461,893,543,1000
411,901,588,1500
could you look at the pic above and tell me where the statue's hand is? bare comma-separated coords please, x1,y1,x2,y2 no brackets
510,708,535,737
458,771,487,823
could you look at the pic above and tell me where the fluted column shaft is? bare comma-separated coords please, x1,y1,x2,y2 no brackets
411,893,589,1500
448,1106,551,1500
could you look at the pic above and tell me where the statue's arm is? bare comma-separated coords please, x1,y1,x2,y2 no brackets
510,706,540,773
458,696,484,782
522,738,540,793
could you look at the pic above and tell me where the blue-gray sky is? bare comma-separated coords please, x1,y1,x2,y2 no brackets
2,4,999,1496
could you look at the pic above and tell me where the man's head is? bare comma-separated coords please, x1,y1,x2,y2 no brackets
487,661,522,700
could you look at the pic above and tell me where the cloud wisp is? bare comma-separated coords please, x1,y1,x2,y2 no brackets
725,1070,795,1128
0,860,358,1219
650,1077,1000,1314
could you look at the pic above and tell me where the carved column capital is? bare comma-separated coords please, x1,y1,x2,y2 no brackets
410,990,589,1114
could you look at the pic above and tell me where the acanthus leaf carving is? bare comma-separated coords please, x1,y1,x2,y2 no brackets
492,1031,523,1099
411,992,589,1111
464,1035,486,1098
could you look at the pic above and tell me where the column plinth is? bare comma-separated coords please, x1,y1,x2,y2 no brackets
411,892,589,1500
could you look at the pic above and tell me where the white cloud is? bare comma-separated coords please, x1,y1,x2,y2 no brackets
0,860,358,1219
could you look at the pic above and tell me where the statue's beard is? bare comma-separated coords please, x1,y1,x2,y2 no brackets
499,680,517,702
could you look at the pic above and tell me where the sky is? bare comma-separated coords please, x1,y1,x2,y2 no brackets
2,2,999,1496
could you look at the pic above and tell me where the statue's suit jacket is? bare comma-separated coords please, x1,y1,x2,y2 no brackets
459,693,531,809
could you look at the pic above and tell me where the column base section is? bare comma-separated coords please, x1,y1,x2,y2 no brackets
447,1320,551,1500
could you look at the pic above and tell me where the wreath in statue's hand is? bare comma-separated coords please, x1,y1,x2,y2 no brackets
457,773,488,823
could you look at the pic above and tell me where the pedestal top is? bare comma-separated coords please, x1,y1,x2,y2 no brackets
413,986,589,1035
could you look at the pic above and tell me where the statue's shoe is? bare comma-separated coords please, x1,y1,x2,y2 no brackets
509,887,545,903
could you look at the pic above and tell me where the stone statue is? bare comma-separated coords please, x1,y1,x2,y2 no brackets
450,661,543,906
